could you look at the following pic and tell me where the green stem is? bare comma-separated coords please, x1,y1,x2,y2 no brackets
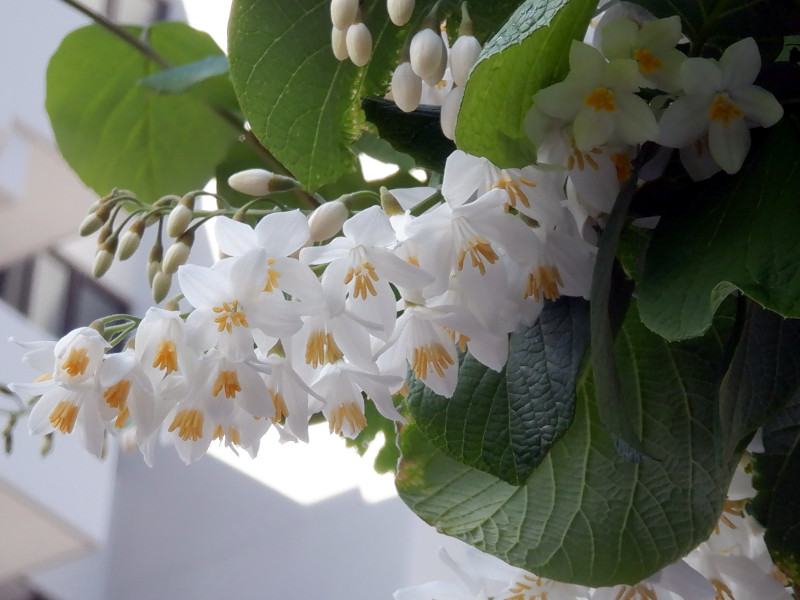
56,0,319,210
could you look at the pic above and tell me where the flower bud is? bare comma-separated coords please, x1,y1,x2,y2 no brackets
440,86,464,141
167,195,195,238
331,26,349,61
93,247,115,278
308,200,348,242
410,27,446,81
450,34,481,88
162,231,194,275
80,204,112,237
228,169,299,196
330,0,358,30
380,187,404,216
422,39,448,86
391,62,422,112
147,239,163,285
387,0,414,26
346,23,372,67
152,271,172,304
147,259,161,286
117,220,145,261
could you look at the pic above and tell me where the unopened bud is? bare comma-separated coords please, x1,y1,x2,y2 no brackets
167,196,195,238
228,169,299,196
147,240,163,285
380,187,404,216
330,0,359,30
93,237,117,277
331,26,349,61
80,204,112,236
422,39,448,86
152,271,172,303
162,231,194,275
164,297,181,312
391,62,422,112
308,200,349,242
440,86,464,141
346,23,372,67
387,0,414,26
450,34,481,88
410,27,446,81
117,220,145,261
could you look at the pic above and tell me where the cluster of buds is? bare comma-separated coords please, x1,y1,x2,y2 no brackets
329,0,481,139
78,169,301,304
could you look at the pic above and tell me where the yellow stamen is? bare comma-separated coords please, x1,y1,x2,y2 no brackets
633,48,662,73
328,402,367,435
407,256,420,267
50,401,79,434
568,144,601,172
212,300,249,333
212,370,241,399
304,330,343,368
153,339,179,374
168,409,204,441
61,347,90,377
492,173,536,209
584,86,616,112
213,424,224,440
34,373,53,383
444,327,470,352
457,237,498,275
525,265,564,302
104,379,131,428
344,262,379,300
611,152,632,182
709,94,743,127
270,390,289,422
711,579,735,600
412,343,454,380
264,258,281,292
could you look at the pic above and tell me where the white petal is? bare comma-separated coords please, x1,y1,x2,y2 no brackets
254,209,310,256
573,107,615,151
720,37,760,89
615,93,660,144
658,95,710,148
342,205,396,247
599,18,638,60
215,217,257,256
368,249,435,290
681,57,721,95
178,264,226,309
709,117,750,174
299,237,352,265
732,85,784,128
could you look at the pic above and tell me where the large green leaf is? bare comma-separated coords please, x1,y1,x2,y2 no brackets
719,301,800,456
455,0,596,167
632,0,800,58
638,119,800,341
752,393,800,581
396,302,740,586
46,22,238,203
405,298,589,486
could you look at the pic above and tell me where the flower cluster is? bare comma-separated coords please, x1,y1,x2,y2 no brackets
394,461,793,600
527,8,783,180
10,137,599,464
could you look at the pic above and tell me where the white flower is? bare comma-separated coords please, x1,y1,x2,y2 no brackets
346,22,373,67
533,41,659,151
300,205,433,337
600,15,686,92
658,37,783,174
178,249,302,360
392,61,423,112
134,307,192,383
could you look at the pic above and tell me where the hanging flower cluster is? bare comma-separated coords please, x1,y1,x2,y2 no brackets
394,461,794,600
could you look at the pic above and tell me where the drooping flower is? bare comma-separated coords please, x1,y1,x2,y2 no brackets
658,37,783,174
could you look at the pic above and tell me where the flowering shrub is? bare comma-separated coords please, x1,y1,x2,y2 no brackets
6,0,800,596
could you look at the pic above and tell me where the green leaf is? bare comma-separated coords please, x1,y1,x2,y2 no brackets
752,401,800,581
345,400,401,474
405,298,589,486
139,55,229,94
632,0,800,58
396,301,740,586
638,119,800,341
719,301,800,456
46,22,238,203
455,0,596,167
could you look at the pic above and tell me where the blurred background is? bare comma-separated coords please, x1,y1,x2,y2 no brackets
0,1,460,598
